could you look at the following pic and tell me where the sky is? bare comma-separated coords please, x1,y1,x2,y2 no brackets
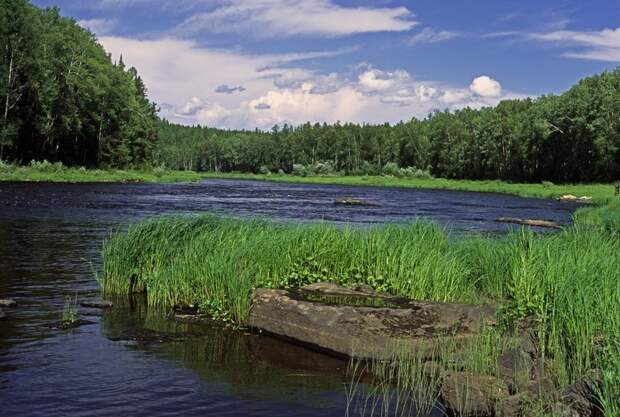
32,0,620,130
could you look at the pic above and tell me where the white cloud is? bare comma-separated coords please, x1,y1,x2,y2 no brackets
529,28,620,62
358,69,410,92
173,0,417,37
469,76,502,98
99,36,520,130
491,28,620,62
408,28,459,45
77,18,118,35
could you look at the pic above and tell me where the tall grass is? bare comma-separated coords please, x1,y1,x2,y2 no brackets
101,213,620,414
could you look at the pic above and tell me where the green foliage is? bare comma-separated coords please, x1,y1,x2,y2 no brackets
101,208,620,412
0,0,158,167
61,294,78,326
153,68,620,183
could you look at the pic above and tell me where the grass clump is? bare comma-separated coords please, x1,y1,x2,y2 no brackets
0,160,207,183
101,204,620,414
60,294,79,327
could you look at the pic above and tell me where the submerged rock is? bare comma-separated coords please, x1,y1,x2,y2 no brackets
80,300,113,309
0,299,17,307
54,319,96,330
334,197,380,207
248,283,496,360
496,217,561,229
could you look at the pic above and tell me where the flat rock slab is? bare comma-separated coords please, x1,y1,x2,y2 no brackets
80,300,113,309
249,283,496,360
496,217,561,229
0,299,17,307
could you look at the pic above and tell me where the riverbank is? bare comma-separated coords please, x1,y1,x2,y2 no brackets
203,172,614,204
0,162,207,183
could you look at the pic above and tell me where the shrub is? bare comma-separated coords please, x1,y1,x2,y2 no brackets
292,164,308,177
382,162,401,177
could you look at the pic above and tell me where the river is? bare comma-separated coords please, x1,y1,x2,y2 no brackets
0,179,578,416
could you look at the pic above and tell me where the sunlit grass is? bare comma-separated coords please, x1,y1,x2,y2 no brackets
0,160,207,183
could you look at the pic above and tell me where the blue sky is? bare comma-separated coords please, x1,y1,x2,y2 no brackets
32,0,620,129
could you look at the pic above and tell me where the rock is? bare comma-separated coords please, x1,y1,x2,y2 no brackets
496,217,561,229
334,197,380,207
558,194,593,203
559,194,578,201
248,283,496,360
561,370,603,417
496,392,530,417
615,181,620,196
0,308,5,320
79,300,113,309
498,347,534,390
54,319,96,330
441,371,510,416
0,299,17,307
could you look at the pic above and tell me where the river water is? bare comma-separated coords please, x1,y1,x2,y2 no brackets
0,179,578,417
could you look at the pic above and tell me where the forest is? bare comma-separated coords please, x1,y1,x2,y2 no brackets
156,69,620,183
2,1,620,183
0,0,158,167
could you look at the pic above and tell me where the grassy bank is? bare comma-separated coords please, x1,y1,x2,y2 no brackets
204,172,615,204
0,161,207,183
101,210,620,415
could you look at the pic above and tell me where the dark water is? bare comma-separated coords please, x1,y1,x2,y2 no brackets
0,179,578,416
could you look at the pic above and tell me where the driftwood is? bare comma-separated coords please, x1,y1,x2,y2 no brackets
496,217,561,229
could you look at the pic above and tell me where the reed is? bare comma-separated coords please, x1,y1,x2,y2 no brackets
101,210,620,414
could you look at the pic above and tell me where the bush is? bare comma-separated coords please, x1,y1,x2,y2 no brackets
29,160,65,173
258,165,271,175
382,162,401,177
311,161,336,176
152,165,169,177
292,164,308,177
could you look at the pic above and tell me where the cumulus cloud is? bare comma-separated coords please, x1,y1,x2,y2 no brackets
173,0,417,38
176,96,209,116
408,28,459,45
77,18,118,35
358,69,410,92
215,85,247,94
99,36,520,130
469,76,502,98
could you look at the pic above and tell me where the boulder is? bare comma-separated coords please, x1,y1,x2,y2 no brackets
0,299,17,307
558,195,592,203
80,300,113,309
496,217,561,229
248,283,496,360
561,370,603,417
334,197,380,207
441,371,509,416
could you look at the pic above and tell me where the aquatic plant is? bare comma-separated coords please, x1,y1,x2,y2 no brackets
61,294,79,327
101,210,620,415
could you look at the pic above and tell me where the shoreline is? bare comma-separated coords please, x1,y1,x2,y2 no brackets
3,165,611,203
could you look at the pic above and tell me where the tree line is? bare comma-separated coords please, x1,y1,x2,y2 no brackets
0,0,158,167
3,1,619,183
155,69,620,183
